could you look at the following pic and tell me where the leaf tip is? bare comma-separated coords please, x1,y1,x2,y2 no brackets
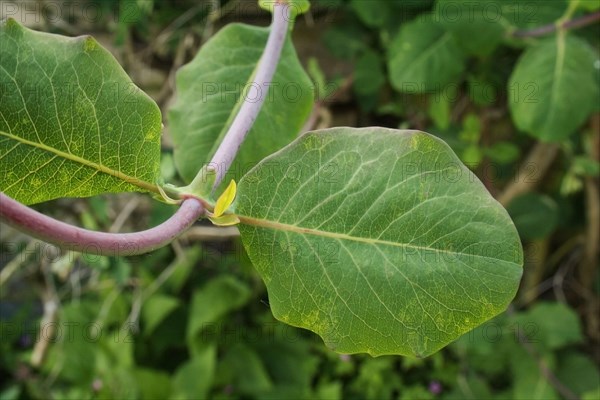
3,17,22,32
82,36,98,53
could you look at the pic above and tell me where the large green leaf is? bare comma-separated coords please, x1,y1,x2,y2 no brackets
388,16,465,93
168,23,314,185
0,19,162,205
236,127,523,357
508,34,599,141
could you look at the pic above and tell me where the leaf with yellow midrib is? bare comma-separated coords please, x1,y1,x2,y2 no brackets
236,127,523,357
0,19,161,205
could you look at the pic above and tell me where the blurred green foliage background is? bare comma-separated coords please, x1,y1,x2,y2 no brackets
1,0,599,399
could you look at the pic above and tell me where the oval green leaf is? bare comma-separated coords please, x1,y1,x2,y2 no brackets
168,23,314,185
236,127,523,357
508,34,599,141
0,19,162,205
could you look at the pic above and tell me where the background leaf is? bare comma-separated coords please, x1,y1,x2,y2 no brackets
186,275,251,346
506,193,559,240
503,0,568,31
511,302,583,350
236,127,523,357
215,343,273,395
134,369,172,400
168,23,314,185
350,0,392,28
508,34,599,141
434,0,506,56
388,16,465,93
510,347,559,400
141,294,181,336
0,19,162,205
171,345,216,400
353,50,386,96
556,353,600,397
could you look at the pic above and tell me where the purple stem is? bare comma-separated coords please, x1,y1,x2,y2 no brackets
210,3,291,188
0,3,291,255
0,193,203,256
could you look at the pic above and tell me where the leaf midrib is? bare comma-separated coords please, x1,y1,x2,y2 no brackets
546,31,566,133
238,214,519,265
0,130,158,194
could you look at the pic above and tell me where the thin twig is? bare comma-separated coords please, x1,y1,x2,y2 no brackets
552,251,580,304
122,278,144,334
569,278,600,343
0,240,38,288
156,32,195,108
579,178,600,287
518,336,579,400
519,234,585,306
30,262,60,368
580,116,600,288
519,238,549,305
109,196,141,233
512,11,600,38
497,142,560,206
141,249,197,301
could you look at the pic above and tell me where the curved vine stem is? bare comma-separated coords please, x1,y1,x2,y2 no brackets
0,3,292,256
0,193,204,256
208,2,291,188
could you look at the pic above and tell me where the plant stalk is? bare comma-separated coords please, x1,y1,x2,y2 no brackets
0,192,203,256
208,3,291,188
0,3,291,255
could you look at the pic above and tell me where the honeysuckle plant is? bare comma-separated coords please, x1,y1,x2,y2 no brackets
0,0,523,357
